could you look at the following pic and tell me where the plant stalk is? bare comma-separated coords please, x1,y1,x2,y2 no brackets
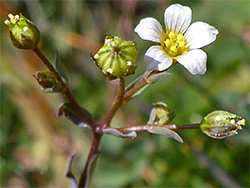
122,70,158,104
78,133,101,188
100,77,125,129
33,47,96,128
117,123,200,133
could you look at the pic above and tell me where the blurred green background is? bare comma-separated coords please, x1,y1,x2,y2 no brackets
1,0,249,187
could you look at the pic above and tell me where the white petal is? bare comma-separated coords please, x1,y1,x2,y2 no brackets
134,17,163,43
185,21,219,49
145,45,173,71
164,4,192,34
177,49,207,75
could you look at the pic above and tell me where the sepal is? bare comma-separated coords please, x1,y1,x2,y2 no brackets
148,102,176,126
33,71,64,93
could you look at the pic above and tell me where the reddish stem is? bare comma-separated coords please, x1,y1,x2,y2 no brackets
122,70,158,104
100,77,125,129
117,123,200,133
78,133,101,188
33,47,96,128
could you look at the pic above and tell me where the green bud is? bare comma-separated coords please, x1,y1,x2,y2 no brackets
200,110,246,139
148,102,176,126
92,35,138,80
33,71,64,93
4,13,40,49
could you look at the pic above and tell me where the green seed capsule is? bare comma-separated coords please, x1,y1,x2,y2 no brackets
4,13,40,49
200,110,246,139
92,35,138,80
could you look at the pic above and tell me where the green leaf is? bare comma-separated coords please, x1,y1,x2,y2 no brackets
103,128,137,139
57,103,91,129
148,126,183,143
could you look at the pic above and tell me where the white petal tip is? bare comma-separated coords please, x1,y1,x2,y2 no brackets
23,26,28,32
4,20,10,25
8,14,14,19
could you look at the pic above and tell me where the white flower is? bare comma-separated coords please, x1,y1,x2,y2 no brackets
134,4,219,75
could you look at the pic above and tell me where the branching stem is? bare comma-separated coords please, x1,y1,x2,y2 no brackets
100,77,125,129
122,70,158,104
33,47,96,129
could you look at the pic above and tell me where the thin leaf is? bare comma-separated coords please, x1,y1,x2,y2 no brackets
103,128,137,138
148,126,184,143
66,152,78,188
132,84,149,98
147,108,156,124
79,153,98,187
146,71,171,84
125,71,170,101
125,74,144,92
57,103,91,129
55,49,69,83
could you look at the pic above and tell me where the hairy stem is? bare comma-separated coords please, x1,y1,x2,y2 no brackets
78,133,101,188
100,77,125,129
33,47,96,128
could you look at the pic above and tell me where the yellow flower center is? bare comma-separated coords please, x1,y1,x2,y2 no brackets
9,14,20,24
161,31,189,58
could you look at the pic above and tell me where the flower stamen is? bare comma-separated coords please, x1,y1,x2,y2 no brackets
162,31,189,58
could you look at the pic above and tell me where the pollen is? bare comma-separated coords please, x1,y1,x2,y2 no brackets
8,14,20,24
242,119,246,126
238,119,246,126
162,31,189,58
168,32,175,39
23,26,28,32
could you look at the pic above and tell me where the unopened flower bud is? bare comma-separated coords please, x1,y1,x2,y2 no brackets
4,13,40,49
33,71,63,93
200,110,246,139
92,35,138,80
153,102,176,125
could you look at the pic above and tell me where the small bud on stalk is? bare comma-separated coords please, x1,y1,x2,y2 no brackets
4,13,40,49
92,35,138,80
148,102,176,125
200,110,246,139
153,102,176,125
33,71,64,93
